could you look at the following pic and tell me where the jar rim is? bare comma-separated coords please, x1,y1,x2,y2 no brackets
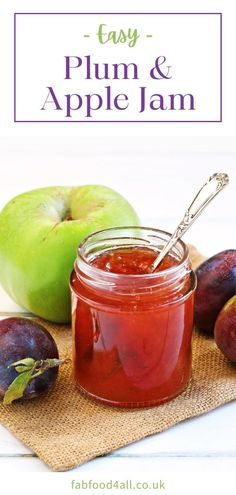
77,226,190,282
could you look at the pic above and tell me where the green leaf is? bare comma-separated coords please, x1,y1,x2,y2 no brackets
14,365,33,373
3,370,33,405
8,358,35,371
3,357,66,405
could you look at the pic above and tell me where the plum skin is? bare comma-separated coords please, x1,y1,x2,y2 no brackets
0,318,59,400
214,296,236,363
194,250,236,334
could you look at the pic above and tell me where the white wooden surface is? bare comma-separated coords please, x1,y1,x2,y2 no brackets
0,138,235,475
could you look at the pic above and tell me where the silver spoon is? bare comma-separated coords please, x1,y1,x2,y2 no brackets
149,172,229,272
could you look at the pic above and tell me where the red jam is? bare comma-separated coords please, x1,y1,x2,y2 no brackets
70,229,196,408
91,247,178,274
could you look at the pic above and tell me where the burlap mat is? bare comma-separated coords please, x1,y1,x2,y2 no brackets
0,246,235,471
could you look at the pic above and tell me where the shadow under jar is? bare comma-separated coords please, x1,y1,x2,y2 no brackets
70,227,197,408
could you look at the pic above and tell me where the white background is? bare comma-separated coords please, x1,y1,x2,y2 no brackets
0,135,235,255
0,0,235,493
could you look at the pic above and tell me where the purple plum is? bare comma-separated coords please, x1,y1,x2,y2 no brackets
194,250,236,334
0,317,60,403
214,295,236,362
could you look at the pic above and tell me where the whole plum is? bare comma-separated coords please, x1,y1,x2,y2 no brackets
214,295,236,362
194,250,236,334
0,317,60,403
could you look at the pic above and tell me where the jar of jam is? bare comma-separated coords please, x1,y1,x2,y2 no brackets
70,227,196,408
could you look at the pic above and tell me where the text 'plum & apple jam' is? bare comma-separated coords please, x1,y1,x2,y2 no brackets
70,227,196,408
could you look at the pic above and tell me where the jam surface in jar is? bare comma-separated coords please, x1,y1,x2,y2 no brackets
91,247,178,274
71,239,195,408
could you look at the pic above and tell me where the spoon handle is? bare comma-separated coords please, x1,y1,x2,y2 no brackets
150,173,229,272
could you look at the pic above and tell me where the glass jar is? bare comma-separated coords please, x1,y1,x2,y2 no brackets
70,227,196,408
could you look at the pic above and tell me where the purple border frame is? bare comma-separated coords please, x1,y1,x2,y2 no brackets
14,12,223,124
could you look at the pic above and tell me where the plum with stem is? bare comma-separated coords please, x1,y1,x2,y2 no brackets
0,317,63,404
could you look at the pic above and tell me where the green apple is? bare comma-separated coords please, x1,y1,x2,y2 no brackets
0,185,139,323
